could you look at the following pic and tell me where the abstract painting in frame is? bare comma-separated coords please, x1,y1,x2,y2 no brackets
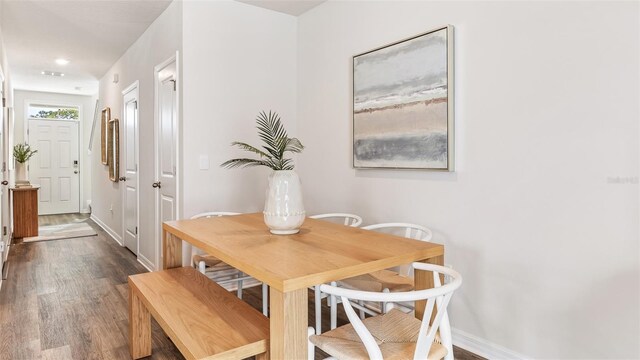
353,25,454,170
101,107,110,165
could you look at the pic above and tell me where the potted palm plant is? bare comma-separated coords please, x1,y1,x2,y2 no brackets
222,111,305,234
13,143,37,185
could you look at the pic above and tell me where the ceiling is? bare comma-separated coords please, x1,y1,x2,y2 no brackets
1,0,172,95
0,0,324,96
236,0,325,16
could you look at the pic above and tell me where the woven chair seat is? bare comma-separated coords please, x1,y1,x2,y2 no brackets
310,309,447,360
339,269,414,292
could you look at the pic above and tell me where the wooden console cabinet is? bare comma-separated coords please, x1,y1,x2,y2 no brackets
11,186,39,238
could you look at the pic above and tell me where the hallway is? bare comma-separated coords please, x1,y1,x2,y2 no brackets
0,215,183,359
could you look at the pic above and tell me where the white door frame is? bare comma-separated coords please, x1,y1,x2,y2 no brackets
24,100,84,213
154,51,181,270
122,81,140,255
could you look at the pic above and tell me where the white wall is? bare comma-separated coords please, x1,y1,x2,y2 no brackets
297,1,639,358
181,1,297,218
93,0,182,269
13,90,95,213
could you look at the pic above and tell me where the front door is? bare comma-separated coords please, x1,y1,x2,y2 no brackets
123,83,139,254
155,54,179,269
28,119,80,214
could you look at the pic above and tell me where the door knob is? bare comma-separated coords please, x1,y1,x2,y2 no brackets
152,181,161,188
1,181,7,185
74,170,79,174
119,177,127,182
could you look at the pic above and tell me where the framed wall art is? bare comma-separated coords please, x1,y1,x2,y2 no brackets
101,107,111,165
108,118,119,182
353,25,454,170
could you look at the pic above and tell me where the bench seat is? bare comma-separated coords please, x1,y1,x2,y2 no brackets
128,266,269,360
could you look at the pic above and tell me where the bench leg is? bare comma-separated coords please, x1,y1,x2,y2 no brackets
129,285,152,359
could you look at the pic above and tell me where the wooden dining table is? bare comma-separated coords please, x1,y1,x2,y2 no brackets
162,213,444,360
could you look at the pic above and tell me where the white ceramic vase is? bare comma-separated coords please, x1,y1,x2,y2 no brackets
15,162,28,183
263,170,305,235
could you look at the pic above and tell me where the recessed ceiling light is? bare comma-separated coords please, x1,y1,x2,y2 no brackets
55,58,70,65
41,70,64,77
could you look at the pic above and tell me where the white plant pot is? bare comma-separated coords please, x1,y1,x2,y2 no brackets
263,170,305,235
15,162,28,183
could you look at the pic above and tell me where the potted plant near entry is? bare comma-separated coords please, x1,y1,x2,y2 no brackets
222,111,305,234
13,143,37,185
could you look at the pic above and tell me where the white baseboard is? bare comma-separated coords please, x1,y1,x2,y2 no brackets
90,214,123,246
137,254,155,272
80,207,91,214
452,328,530,360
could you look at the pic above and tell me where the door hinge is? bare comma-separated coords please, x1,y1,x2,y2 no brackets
2,162,6,172
170,79,176,91
3,226,6,236
134,101,138,110
135,226,138,235
2,98,5,107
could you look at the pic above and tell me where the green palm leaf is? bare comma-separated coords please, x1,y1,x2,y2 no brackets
221,111,304,171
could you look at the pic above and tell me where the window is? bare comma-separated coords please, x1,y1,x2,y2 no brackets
28,104,79,120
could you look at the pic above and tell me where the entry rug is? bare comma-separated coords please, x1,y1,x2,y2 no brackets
23,222,97,243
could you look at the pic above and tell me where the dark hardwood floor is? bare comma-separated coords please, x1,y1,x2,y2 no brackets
0,214,484,360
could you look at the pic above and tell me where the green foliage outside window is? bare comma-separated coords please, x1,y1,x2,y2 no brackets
31,108,79,119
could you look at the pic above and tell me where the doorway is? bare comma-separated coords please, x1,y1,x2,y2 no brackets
27,114,81,215
154,52,180,269
122,82,139,255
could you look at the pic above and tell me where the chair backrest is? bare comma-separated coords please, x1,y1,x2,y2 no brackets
310,213,363,227
319,263,461,360
190,211,241,219
362,222,433,242
363,223,433,278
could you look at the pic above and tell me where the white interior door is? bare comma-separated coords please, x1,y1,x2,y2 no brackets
28,119,80,215
122,83,139,254
0,79,5,266
155,54,179,269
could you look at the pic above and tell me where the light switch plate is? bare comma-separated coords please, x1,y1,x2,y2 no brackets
199,155,210,170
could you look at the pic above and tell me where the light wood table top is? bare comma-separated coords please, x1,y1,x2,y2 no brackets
163,213,444,292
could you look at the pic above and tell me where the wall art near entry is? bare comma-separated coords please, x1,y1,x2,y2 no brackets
101,107,111,165
108,118,119,182
353,25,454,170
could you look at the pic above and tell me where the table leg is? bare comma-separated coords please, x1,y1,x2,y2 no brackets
270,287,308,360
162,229,182,269
414,254,444,320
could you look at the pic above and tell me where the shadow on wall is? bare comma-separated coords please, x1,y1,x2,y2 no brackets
559,270,640,358
354,168,459,183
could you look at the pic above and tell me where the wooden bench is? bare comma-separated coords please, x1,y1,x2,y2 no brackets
128,266,269,360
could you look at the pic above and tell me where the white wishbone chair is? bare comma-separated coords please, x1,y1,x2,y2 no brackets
309,213,363,334
190,212,269,316
308,263,462,360
309,213,363,227
327,222,456,359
